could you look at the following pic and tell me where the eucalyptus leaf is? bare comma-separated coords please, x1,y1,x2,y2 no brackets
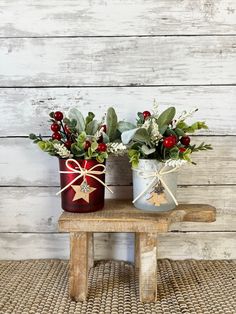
68,108,85,132
121,128,139,144
85,112,95,126
85,120,99,135
156,107,176,128
141,145,156,155
102,132,110,143
133,128,150,144
158,124,168,135
106,107,118,142
117,121,136,133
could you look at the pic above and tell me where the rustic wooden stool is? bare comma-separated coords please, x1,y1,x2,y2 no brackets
58,200,216,303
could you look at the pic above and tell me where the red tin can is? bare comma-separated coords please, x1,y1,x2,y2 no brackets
59,158,105,213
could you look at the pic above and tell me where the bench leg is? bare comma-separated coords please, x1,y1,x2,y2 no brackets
139,232,157,303
88,232,94,270
69,232,88,301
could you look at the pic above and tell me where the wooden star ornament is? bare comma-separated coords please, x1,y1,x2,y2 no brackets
71,181,96,203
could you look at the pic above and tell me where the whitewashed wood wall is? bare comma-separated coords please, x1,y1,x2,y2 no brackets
0,0,236,260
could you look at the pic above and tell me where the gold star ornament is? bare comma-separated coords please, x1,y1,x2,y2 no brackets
71,181,96,203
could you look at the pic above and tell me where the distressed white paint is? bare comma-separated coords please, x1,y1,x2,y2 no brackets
1,86,236,136
0,0,235,37
0,0,235,260
0,36,236,86
0,232,235,261
0,137,234,186
0,186,235,233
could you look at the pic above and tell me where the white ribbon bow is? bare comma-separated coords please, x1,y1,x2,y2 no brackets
56,158,113,195
132,165,179,205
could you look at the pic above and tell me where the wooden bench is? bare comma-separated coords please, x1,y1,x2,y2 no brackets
58,199,216,303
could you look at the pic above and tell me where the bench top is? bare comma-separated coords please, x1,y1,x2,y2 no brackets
58,200,216,233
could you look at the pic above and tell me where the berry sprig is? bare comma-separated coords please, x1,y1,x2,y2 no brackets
49,111,73,149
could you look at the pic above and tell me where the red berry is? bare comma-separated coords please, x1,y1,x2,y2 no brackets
84,140,91,150
97,142,107,152
142,111,151,120
179,147,186,153
64,125,71,133
52,132,61,140
171,135,178,144
180,136,190,146
64,140,72,149
54,111,63,121
163,136,176,149
100,124,107,133
51,123,60,132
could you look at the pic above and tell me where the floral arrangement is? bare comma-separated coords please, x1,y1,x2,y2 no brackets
29,107,126,163
121,105,212,168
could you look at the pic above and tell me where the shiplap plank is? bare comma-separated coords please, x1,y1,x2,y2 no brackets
0,137,235,186
0,0,236,37
1,86,236,136
0,232,235,260
0,37,236,86
0,186,235,232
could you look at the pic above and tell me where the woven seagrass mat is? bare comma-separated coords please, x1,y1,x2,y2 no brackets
0,259,235,314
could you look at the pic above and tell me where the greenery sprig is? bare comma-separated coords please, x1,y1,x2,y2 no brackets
29,108,126,162
121,106,212,167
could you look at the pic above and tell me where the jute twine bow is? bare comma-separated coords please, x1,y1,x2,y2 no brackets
56,158,113,195
132,165,179,205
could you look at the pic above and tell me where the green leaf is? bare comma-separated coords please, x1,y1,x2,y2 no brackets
96,151,108,163
71,143,84,157
106,107,118,142
182,148,192,162
37,140,54,152
137,112,144,125
102,132,110,143
128,149,140,168
37,141,46,151
85,112,95,126
156,107,176,128
77,131,86,144
177,121,208,133
175,128,185,136
29,133,37,140
141,145,156,155
96,155,104,163
165,128,177,137
176,121,188,130
91,141,98,152
169,146,179,159
121,128,139,144
133,128,150,144
49,112,54,118
85,120,99,135
117,121,136,133
158,124,168,135
68,108,85,132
